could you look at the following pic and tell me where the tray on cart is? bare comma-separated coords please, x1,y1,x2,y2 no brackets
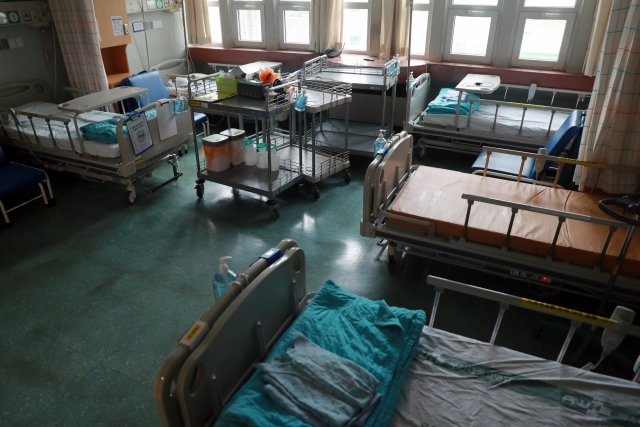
277,142,350,184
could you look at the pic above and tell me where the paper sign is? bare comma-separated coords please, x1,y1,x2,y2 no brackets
127,114,154,156
132,21,144,32
112,16,124,36
156,100,177,141
146,0,156,10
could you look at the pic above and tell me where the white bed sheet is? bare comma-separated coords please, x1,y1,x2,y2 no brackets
391,327,640,427
420,103,571,140
1,101,124,158
166,74,215,98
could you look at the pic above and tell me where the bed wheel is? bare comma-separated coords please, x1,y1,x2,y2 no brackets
128,192,136,204
388,253,396,264
312,187,320,200
343,169,351,183
419,147,426,159
195,183,204,198
270,206,280,220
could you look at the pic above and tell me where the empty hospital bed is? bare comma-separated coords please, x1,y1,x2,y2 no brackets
0,81,191,203
155,239,640,427
406,73,590,155
360,132,640,307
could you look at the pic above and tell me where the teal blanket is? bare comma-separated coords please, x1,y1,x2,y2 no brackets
79,109,157,144
425,88,481,116
215,280,426,427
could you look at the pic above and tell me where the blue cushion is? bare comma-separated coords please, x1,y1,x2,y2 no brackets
193,112,208,126
470,110,584,180
120,71,170,112
0,163,46,199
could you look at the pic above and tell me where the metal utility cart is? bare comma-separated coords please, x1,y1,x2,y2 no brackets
188,74,302,220
275,70,352,199
301,55,401,156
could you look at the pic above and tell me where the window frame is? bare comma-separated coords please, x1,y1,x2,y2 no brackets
443,4,501,64
409,1,433,59
206,0,224,47
342,0,372,54
276,0,312,50
228,1,268,48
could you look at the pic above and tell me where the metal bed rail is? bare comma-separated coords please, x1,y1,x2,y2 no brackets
303,79,352,110
427,275,640,373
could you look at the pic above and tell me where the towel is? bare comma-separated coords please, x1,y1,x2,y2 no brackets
79,109,157,144
425,87,481,116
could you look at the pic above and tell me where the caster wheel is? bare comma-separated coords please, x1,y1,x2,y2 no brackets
388,254,396,264
195,184,204,198
312,188,320,200
343,171,351,183
128,192,136,204
533,327,542,339
232,188,240,196
178,151,183,157
47,198,57,207
270,208,280,220
298,183,308,197
419,147,426,159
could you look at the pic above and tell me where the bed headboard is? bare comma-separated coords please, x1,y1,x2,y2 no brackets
167,246,308,427
150,59,190,84
406,73,430,124
0,81,51,109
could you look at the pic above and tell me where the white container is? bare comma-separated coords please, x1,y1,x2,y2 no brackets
202,134,230,173
269,143,279,172
257,142,268,169
244,138,257,166
221,128,246,166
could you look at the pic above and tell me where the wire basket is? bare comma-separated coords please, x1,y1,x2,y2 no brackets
215,76,238,95
238,81,270,99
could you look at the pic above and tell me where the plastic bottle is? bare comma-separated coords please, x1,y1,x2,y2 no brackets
174,95,185,114
244,138,257,166
408,72,415,88
294,88,308,112
374,129,386,158
213,256,237,299
269,143,279,172
257,142,268,169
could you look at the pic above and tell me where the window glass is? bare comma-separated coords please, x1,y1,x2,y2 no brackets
452,0,498,6
519,19,566,61
208,6,222,43
343,8,368,51
236,9,262,42
411,10,429,55
451,16,491,56
414,0,430,3
283,10,310,44
524,0,575,7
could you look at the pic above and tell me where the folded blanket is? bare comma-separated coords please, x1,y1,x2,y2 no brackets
215,280,426,427
425,88,480,116
79,109,157,144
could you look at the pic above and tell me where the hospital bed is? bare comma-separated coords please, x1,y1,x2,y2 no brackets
406,73,591,155
360,131,640,307
0,81,191,203
155,239,640,427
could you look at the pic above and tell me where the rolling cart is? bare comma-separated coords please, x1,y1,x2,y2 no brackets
188,74,302,220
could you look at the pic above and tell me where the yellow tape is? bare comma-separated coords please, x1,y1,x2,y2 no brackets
190,101,201,108
183,324,202,342
134,156,144,164
557,158,607,168
522,298,614,328
508,102,546,109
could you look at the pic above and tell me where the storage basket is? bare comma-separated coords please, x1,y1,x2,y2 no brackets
238,80,271,99
215,76,238,95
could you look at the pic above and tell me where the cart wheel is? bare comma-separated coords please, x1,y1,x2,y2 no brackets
195,184,204,198
343,171,351,184
178,151,183,158
128,192,136,204
298,183,309,197
312,187,320,200
270,207,280,220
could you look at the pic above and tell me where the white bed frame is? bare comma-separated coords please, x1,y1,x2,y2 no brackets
405,72,590,155
0,81,192,203
360,131,640,307
155,239,640,427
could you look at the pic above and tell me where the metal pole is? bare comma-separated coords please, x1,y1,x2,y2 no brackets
404,0,414,132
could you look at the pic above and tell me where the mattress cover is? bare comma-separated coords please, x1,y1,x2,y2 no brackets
391,327,640,427
420,103,571,140
1,101,124,158
388,167,640,275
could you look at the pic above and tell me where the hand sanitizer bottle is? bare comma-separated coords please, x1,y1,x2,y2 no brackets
213,256,237,299
374,129,386,158
174,95,185,114
294,88,308,112
408,72,415,88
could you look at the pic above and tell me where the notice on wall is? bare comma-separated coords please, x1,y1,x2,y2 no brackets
127,113,154,156
111,16,124,36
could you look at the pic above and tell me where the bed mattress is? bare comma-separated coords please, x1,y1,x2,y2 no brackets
1,101,126,158
420,103,571,140
391,327,640,427
388,167,640,275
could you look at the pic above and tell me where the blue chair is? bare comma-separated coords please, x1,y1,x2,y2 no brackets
0,146,54,225
120,71,209,152
470,110,584,187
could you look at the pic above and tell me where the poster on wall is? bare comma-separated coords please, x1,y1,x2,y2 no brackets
111,16,123,36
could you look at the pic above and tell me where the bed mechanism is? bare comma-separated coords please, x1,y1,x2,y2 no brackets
0,81,191,203
155,239,312,427
361,131,640,308
406,72,590,155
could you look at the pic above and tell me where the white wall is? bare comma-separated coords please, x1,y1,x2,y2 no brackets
0,23,69,103
126,9,186,74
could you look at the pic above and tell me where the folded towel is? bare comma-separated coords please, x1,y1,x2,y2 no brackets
79,109,157,144
425,87,480,116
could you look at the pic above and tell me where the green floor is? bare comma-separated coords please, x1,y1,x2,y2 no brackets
0,144,637,426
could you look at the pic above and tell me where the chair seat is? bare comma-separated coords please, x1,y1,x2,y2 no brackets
471,151,537,180
193,112,208,126
0,163,46,199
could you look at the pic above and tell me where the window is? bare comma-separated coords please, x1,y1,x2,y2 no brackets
277,0,312,50
444,0,500,64
229,0,267,48
343,1,370,52
511,0,578,69
207,1,223,45
410,0,431,57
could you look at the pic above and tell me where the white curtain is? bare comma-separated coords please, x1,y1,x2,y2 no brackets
49,0,108,92
583,0,613,76
380,0,410,58
574,0,640,194
312,0,343,52
185,0,211,45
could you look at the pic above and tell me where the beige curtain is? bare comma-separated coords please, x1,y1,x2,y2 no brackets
380,0,410,58
185,0,211,45
583,0,613,76
312,0,343,52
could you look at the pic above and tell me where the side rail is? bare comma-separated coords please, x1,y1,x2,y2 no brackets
167,74,217,99
405,72,430,130
427,275,640,380
0,107,78,153
302,55,329,80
